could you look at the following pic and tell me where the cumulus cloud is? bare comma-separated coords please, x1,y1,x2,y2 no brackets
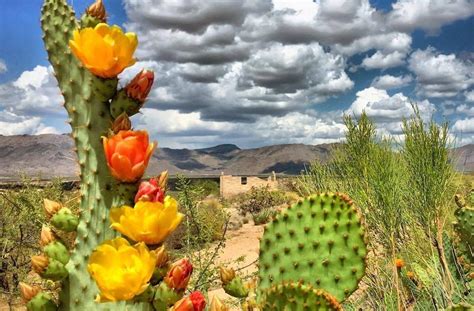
371,74,413,89
0,65,64,116
388,0,474,33
361,51,407,70
0,59,7,74
346,87,435,136
465,90,474,102
408,48,474,98
452,117,474,145
0,111,59,136
134,108,346,148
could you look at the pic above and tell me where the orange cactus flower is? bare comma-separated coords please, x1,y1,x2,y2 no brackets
395,258,405,269
103,130,156,182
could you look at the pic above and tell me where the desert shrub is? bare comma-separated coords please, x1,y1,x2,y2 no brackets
0,178,78,306
168,175,228,294
297,108,467,309
167,175,227,250
235,185,287,216
252,208,277,225
191,179,220,198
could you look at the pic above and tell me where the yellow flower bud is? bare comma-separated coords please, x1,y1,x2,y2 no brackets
209,296,229,311
158,170,169,191
31,255,49,274
86,0,106,22
219,266,236,285
43,199,62,218
19,282,41,302
40,226,55,247
153,245,169,268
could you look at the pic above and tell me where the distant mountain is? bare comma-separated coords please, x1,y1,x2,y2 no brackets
0,134,472,181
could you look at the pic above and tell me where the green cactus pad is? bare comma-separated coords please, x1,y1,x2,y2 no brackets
260,281,342,311
26,292,57,311
454,204,474,248
258,193,367,302
110,89,142,119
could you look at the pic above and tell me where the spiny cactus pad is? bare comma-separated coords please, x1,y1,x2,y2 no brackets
260,281,342,311
454,203,474,249
258,193,367,302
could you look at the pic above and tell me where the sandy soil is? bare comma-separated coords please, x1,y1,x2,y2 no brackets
207,224,264,309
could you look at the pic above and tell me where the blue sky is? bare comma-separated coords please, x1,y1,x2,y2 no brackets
0,0,473,148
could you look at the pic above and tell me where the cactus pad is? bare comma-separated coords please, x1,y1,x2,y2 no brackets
258,193,367,302
260,281,342,310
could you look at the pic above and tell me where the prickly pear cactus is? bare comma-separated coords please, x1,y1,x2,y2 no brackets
258,193,368,305
21,1,208,310
261,281,342,311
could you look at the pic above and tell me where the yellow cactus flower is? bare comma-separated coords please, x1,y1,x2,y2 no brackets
88,237,156,302
69,23,137,78
110,196,183,245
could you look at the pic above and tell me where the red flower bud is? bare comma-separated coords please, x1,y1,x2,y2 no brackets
165,258,193,290
134,178,165,203
172,291,206,311
125,69,154,102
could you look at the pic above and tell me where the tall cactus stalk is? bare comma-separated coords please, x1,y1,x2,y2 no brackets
21,1,207,310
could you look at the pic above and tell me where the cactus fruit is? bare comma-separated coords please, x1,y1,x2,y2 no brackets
260,281,342,311
258,193,368,304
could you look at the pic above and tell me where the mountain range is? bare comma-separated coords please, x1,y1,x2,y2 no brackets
0,134,472,182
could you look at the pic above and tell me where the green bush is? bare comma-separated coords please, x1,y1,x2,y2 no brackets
0,178,78,306
252,208,277,225
297,108,468,309
235,185,287,216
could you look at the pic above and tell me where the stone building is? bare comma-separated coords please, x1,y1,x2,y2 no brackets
219,172,278,198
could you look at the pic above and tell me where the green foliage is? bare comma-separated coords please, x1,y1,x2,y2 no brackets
252,208,278,225
0,178,77,306
235,185,288,216
261,282,342,310
171,175,227,294
297,108,470,309
258,193,367,303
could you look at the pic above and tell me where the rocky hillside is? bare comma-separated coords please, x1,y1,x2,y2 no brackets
0,134,472,181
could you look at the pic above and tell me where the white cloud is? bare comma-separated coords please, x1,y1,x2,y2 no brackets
346,87,435,136
465,90,474,102
388,0,474,33
408,48,474,98
456,104,474,117
371,74,413,89
361,50,407,70
452,117,474,145
134,108,346,148
0,59,7,74
0,111,59,136
0,65,64,116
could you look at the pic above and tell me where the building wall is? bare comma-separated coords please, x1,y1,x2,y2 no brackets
219,173,278,198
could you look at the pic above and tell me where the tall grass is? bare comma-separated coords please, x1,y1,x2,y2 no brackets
297,108,470,310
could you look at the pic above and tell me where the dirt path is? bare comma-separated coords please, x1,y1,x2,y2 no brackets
207,223,264,309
